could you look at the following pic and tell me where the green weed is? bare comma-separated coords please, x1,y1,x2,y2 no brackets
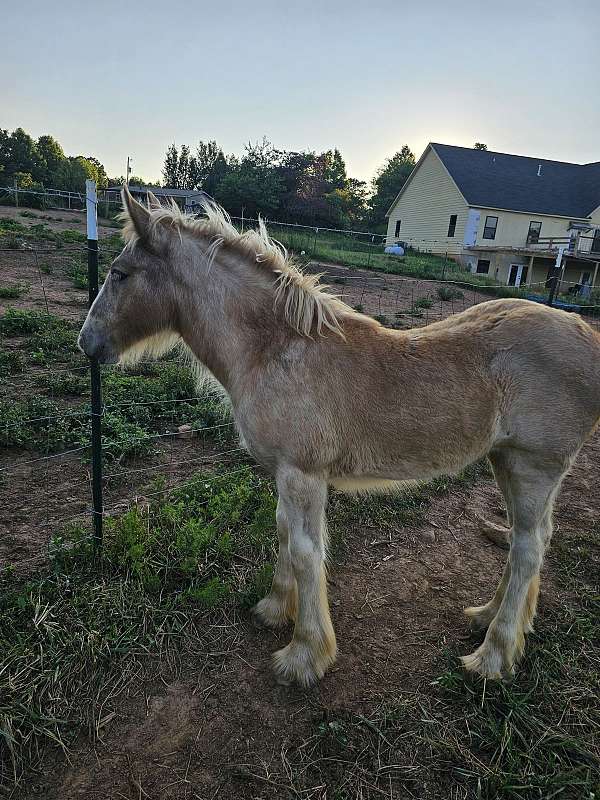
0,285,29,299
0,467,277,784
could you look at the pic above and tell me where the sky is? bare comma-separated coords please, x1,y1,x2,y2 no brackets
2,0,599,185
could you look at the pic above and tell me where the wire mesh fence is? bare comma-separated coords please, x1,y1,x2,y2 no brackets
2,194,600,572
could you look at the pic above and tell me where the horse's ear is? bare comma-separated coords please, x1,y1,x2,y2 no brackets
146,190,162,210
121,185,152,244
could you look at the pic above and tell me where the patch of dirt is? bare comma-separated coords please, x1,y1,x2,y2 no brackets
21,430,600,800
0,433,241,572
0,205,117,237
311,261,495,326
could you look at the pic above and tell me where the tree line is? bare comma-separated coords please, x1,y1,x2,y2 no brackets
0,125,422,230
161,138,416,231
0,127,109,194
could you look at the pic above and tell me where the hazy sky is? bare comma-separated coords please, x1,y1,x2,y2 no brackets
2,0,599,184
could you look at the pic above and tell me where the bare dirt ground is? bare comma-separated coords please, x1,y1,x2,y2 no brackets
21,429,600,800
310,260,494,325
0,205,117,238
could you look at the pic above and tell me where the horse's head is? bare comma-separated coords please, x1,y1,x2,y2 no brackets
78,187,181,364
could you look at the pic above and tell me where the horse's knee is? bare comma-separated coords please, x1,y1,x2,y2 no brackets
509,532,542,579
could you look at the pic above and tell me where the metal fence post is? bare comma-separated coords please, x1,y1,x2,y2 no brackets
547,245,564,307
86,179,103,552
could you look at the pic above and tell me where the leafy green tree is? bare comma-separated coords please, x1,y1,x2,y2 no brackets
54,156,103,192
192,140,225,190
162,144,180,187
36,135,66,184
326,177,368,227
214,140,284,217
1,128,44,183
368,145,416,230
203,151,231,197
474,142,488,150
83,156,108,188
318,148,347,189
0,129,12,181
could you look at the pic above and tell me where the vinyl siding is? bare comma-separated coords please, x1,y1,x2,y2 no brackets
471,209,587,248
386,148,469,255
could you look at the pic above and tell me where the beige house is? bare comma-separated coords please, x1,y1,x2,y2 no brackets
386,143,600,293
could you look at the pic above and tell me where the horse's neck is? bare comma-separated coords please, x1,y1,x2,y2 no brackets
179,256,282,399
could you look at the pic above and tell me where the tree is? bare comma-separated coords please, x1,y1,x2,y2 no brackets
1,127,44,183
474,142,488,150
54,156,104,192
36,135,66,184
193,140,224,189
318,148,347,189
326,177,368,227
368,145,416,230
214,140,284,218
162,144,180,187
83,156,108,188
202,151,231,197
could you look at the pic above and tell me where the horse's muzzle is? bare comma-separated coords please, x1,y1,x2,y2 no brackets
77,329,118,364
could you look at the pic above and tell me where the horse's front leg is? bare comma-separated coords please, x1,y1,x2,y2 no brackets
252,496,298,628
271,466,337,687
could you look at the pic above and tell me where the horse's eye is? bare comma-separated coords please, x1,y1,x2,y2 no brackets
111,268,128,282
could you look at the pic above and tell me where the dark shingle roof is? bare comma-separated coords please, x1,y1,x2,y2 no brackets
431,143,600,218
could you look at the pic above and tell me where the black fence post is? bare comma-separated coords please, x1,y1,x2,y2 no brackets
547,247,564,308
86,180,103,553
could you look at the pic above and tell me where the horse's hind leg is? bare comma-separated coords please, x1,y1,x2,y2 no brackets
476,450,513,549
252,496,298,628
271,466,336,687
465,451,514,630
462,454,563,679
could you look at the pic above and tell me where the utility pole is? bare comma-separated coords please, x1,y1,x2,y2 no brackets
13,177,18,208
126,156,132,185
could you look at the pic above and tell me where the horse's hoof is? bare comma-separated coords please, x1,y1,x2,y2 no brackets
474,513,511,549
464,604,495,633
251,596,292,630
272,639,335,688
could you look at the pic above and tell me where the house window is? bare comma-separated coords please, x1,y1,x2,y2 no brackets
591,230,600,254
483,216,498,240
447,214,457,237
476,259,490,274
394,220,401,238
528,221,542,244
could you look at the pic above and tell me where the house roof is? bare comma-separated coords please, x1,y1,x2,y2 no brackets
107,185,207,200
128,186,208,200
430,143,600,219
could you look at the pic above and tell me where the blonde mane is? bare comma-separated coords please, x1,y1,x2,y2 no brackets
121,197,356,338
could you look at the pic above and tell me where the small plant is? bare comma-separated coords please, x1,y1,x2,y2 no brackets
412,296,434,309
0,307,49,336
0,284,29,299
437,286,464,301
0,349,24,377
373,314,388,326
353,303,364,313
69,262,88,289
60,229,87,244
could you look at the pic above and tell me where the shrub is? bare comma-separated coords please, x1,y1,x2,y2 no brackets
413,296,434,309
437,286,464,301
0,284,29,299
0,349,24,377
